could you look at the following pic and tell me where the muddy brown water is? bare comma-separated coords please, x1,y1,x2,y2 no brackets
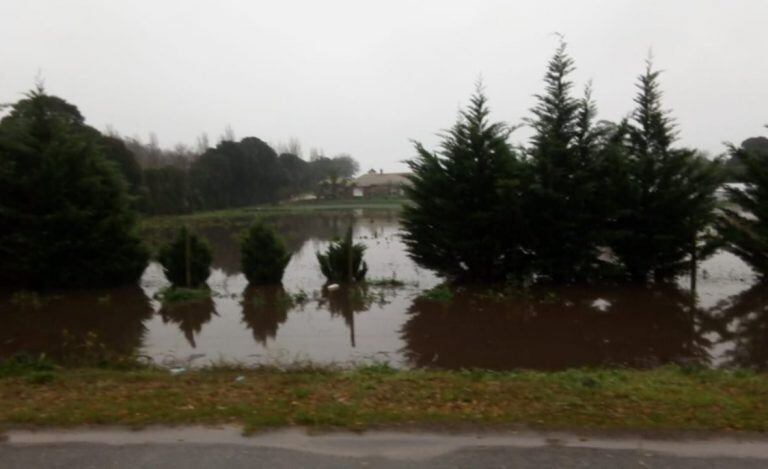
0,209,765,371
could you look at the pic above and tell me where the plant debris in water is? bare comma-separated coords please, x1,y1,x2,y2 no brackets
420,284,454,302
154,286,211,304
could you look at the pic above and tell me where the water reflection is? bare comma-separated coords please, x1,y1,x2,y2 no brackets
2,209,763,371
159,295,217,348
713,284,768,370
317,285,389,347
241,286,291,345
401,285,711,370
0,286,152,364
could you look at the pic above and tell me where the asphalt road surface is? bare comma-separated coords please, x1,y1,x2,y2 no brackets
3,427,768,468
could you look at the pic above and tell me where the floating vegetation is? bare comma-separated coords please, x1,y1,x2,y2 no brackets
366,276,418,288
419,284,453,302
154,286,211,305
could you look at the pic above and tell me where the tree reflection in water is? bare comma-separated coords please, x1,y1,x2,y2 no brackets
240,285,292,345
0,286,153,364
317,285,381,347
712,284,768,370
401,284,711,371
159,295,217,348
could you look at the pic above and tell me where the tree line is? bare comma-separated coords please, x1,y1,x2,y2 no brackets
4,40,768,291
1,90,360,216
403,41,768,285
0,86,356,288
134,137,358,214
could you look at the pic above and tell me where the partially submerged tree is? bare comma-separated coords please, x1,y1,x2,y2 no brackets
402,83,532,283
0,87,148,288
317,226,367,283
241,222,292,285
719,128,768,279
158,227,212,288
606,61,722,282
525,41,607,282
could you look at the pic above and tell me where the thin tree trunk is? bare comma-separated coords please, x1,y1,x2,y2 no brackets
185,226,192,288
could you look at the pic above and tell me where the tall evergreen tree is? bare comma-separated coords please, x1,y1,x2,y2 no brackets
402,84,531,283
525,41,604,282
606,61,722,282
0,87,148,288
718,128,768,279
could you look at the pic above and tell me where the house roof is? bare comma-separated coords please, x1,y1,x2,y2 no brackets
353,172,410,187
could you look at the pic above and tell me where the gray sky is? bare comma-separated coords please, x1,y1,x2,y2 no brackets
2,0,767,172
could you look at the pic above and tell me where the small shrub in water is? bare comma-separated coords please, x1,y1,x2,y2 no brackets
291,289,310,305
157,227,212,288
317,226,368,283
241,222,291,285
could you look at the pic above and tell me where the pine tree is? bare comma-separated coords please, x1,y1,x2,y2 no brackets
525,41,605,282
719,128,768,279
606,61,723,282
401,83,531,283
0,87,148,288
241,222,292,285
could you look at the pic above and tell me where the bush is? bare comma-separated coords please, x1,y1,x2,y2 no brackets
317,226,367,283
241,222,291,285
0,87,148,288
157,227,212,287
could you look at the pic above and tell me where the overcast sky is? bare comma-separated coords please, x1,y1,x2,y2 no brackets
2,0,766,172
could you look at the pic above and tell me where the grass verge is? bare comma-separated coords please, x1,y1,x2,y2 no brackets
1,365,767,433
140,198,406,230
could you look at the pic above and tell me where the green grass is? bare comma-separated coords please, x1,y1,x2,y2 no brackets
1,365,768,433
420,284,454,302
366,277,416,288
140,198,407,230
153,286,211,304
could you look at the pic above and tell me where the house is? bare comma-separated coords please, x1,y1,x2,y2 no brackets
352,170,410,198
315,177,354,199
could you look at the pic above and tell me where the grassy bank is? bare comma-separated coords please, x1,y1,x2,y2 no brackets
1,365,767,433
140,198,406,230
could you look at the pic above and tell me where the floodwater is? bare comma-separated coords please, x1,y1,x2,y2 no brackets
1,209,766,371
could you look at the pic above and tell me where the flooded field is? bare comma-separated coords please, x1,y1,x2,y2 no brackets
1,209,766,371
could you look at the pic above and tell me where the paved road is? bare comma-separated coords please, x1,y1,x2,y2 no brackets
3,427,768,468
